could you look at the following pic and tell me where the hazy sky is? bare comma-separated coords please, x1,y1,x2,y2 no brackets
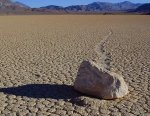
15,0,150,8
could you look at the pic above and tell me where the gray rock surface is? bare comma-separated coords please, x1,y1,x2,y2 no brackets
74,60,129,99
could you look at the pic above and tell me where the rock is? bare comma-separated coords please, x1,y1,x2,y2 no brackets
74,60,129,99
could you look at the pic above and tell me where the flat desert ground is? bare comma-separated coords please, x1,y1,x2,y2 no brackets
0,15,149,115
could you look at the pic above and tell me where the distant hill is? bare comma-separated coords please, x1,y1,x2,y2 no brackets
0,0,30,14
41,1,142,12
135,3,150,13
0,0,29,9
40,5,64,11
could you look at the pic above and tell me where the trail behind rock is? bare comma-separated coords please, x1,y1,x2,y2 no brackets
94,30,113,70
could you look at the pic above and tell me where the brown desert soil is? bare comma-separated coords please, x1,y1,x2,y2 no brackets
0,15,149,115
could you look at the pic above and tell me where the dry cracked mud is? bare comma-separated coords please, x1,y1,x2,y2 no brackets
0,15,149,116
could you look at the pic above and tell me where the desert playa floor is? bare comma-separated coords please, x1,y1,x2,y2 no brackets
0,15,149,115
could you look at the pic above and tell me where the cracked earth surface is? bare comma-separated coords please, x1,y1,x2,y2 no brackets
0,15,149,116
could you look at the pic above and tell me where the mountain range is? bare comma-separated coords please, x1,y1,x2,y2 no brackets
40,1,142,12
0,0,149,14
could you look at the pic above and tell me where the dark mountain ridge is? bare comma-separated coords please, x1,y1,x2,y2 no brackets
135,3,150,13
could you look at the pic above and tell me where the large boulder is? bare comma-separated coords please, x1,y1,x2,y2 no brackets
74,60,129,99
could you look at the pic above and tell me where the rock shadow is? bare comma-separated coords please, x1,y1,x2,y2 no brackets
0,84,81,99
